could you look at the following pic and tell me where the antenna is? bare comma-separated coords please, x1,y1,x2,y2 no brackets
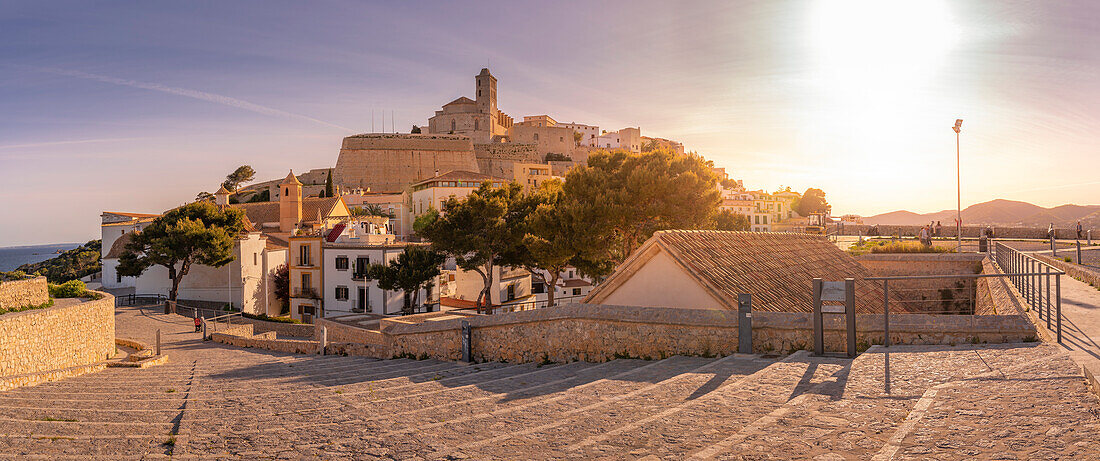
391,110,395,133
371,110,375,133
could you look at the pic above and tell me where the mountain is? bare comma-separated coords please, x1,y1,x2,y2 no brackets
864,200,1100,228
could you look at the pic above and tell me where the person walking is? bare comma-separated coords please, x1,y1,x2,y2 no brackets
194,316,202,333
1077,221,1084,240
919,226,931,247
935,221,942,237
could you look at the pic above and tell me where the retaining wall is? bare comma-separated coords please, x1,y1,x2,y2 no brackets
0,293,116,378
856,254,985,313
238,317,314,338
0,276,49,310
845,225,1083,239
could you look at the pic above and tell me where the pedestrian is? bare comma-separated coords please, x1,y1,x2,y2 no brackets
935,221,942,237
194,316,202,333
919,226,931,247
1077,221,1083,240
1048,223,1055,240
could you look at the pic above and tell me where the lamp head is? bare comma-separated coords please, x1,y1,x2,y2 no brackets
953,119,963,134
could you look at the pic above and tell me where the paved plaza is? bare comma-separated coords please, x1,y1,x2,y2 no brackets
0,305,1094,459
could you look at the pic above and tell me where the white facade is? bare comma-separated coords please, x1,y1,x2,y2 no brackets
452,265,532,306
321,243,438,316
595,131,620,149
559,122,600,146
132,233,287,315
100,213,156,289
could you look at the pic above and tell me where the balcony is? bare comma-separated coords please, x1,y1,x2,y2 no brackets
296,258,314,267
291,287,321,299
352,271,372,281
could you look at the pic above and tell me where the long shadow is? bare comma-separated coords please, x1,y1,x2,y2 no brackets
685,360,771,401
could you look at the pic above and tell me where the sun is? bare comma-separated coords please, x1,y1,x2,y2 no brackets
810,0,960,90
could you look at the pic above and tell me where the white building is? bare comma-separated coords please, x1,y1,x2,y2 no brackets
407,170,508,221
594,127,642,152
559,122,600,146
445,265,532,309
100,211,159,289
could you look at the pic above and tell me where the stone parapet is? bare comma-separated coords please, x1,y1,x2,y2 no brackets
0,292,115,379
238,316,314,338
0,276,48,310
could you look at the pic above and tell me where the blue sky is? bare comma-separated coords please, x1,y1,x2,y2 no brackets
2,1,1100,246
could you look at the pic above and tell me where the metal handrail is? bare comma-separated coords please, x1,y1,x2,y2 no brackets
992,241,1065,342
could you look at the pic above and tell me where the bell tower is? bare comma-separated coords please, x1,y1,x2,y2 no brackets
279,171,303,232
475,68,497,117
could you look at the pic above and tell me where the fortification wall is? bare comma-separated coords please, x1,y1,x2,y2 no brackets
333,134,478,193
0,276,49,310
474,143,540,177
847,225,1081,239
0,293,116,380
856,254,985,313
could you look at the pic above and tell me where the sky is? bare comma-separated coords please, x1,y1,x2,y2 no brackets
2,0,1100,246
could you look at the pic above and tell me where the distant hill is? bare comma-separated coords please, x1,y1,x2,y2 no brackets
864,199,1100,228
15,240,101,283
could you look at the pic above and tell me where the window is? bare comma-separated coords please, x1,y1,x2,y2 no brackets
451,120,456,131
285,187,289,196
116,271,122,283
253,253,258,265
301,273,311,293
298,245,311,266
559,136,564,142
763,216,768,224
506,284,516,301
335,286,349,301
335,256,349,270
355,257,370,278
533,133,539,141
755,216,760,224
474,119,479,130
572,288,582,296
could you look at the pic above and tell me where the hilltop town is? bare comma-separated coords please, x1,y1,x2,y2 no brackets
96,68,820,320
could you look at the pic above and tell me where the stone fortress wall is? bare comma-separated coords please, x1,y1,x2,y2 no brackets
332,134,479,193
474,143,541,178
845,224,1086,239
0,276,49,310
0,292,116,379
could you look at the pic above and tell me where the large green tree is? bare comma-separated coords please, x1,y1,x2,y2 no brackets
520,180,589,307
117,202,247,301
563,148,721,278
222,165,256,195
369,246,446,314
796,188,831,216
418,182,527,312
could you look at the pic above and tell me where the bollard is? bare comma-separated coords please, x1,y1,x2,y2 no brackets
319,326,327,355
1052,236,1058,257
737,294,752,354
156,329,161,356
1078,240,1083,264
1056,275,1062,344
883,279,890,348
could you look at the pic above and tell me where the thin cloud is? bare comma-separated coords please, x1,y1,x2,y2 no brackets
0,137,145,150
28,66,353,132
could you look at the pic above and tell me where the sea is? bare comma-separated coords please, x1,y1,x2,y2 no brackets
0,243,82,272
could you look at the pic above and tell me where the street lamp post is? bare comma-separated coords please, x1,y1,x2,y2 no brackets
953,119,963,253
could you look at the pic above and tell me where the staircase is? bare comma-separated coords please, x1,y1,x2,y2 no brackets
1,307,1098,458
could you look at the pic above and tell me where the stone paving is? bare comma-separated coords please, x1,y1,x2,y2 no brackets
0,305,1096,459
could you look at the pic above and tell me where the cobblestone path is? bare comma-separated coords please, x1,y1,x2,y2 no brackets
0,305,1097,459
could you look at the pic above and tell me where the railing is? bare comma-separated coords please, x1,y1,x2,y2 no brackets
296,258,314,267
291,287,321,299
117,293,167,306
992,242,1065,342
460,295,589,315
203,311,243,338
868,268,1063,346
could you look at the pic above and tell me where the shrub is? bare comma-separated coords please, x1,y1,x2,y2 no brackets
1064,257,1072,263
49,280,87,298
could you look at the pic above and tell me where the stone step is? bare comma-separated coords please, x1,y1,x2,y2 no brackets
370,355,717,454
0,434,174,458
421,354,774,457
565,352,850,458
691,344,1062,459
0,419,174,438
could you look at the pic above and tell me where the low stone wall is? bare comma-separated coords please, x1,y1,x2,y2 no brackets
238,317,314,338
211,331,320,354
316,318,387,344
0,276,48,310
374,303,1035,363
0,292,115,378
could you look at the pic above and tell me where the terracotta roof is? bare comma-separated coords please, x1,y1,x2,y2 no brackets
281,171,303,186
561,279,592,288
230,197,343,227
104,232,133,259
411,170,508,187
444,96,476,106
589,230,897,314
326,223,346,242
215,185,231,195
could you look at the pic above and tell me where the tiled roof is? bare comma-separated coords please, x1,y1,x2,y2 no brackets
596,230,897,314
104,232,133,259
444,96,476,106
231,197,342,227
326,223,346,243
103,212,160,218
561,279,592,288
411,170,508,187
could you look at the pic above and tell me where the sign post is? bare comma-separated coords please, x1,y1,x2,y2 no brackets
812,278,857,357
737,294,752,354
460,320,471,363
